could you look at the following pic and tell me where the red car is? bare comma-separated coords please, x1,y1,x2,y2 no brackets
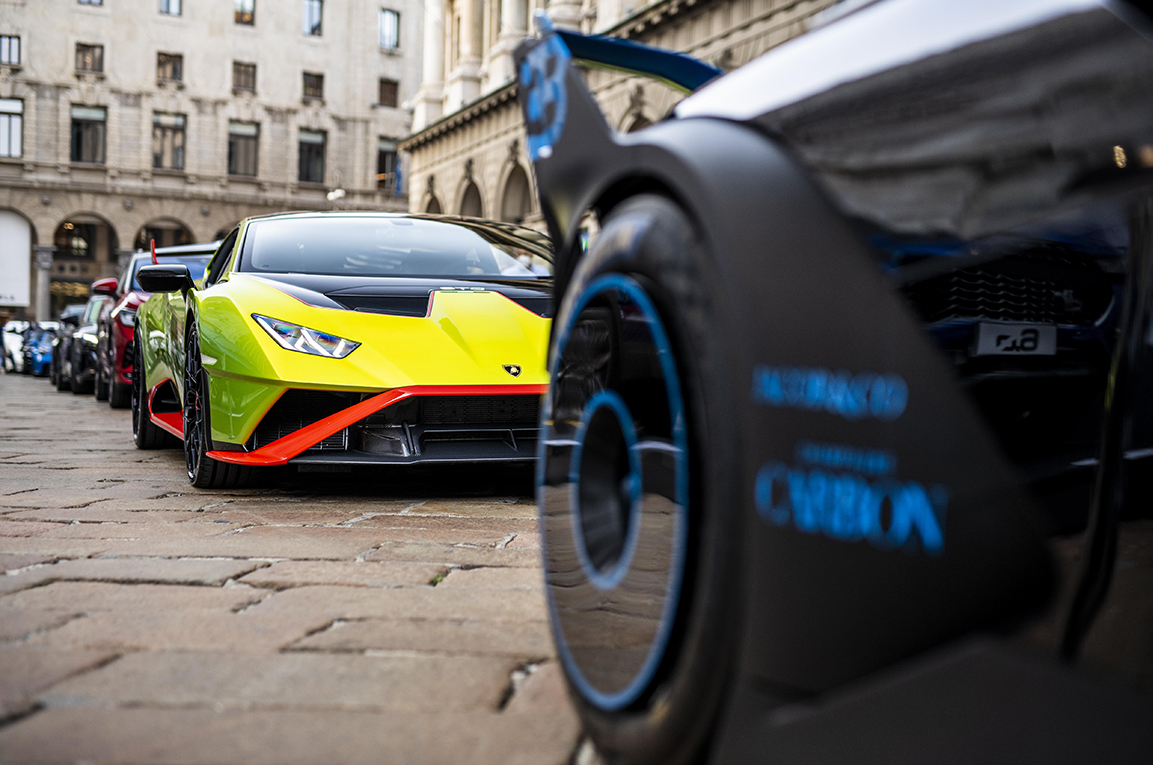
95,242,217,407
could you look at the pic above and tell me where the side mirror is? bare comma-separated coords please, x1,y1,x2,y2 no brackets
91,277,118,296
137,263,193,294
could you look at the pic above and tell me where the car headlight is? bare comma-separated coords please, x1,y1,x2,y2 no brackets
80,332,98,345
116,309,136,327
252,314,360,359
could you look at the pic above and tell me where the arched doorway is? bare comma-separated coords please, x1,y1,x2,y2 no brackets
426,196,442,214
459,182,482,218
134,218,193,251
52,213,119,316
500,165,532,224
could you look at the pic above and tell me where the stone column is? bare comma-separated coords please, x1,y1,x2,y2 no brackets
33,245,55,322
486,0,528,88
412,0,446,131
444,0,483,111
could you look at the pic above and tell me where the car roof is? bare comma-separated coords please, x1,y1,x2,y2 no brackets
130,241,221,262
239,211,549,238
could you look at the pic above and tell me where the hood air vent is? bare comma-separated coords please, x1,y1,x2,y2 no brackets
327,294,431,317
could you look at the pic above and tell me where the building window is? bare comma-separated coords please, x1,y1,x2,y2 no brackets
303,0,322,36
377,138,399,194
233,61,256,93
379,9,399,49
159,0,181,15
157,52,182,82
298,129,325,183
235,0,255,25
0,36,20,66
70,105,106,164
302,72,324,100
228,121,259,176
152,112,185,170
75,43,104,74
378,78,398,108
0,99,22,159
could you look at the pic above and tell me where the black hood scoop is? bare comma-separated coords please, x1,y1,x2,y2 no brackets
249,273,552,318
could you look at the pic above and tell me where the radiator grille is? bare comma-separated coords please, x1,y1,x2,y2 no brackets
249,390,352,451
421,395,541,426
902,253,1113,326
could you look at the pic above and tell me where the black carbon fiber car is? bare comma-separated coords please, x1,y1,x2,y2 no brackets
516,1,1153,762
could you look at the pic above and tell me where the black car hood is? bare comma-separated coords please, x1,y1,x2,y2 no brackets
247,273,553,318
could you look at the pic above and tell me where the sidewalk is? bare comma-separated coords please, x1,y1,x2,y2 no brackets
0,372,581,764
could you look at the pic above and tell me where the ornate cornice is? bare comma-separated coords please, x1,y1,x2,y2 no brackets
399,82,518,153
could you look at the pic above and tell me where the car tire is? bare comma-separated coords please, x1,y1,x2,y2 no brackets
131,328,175,450
56,357,71,392
184,322,251,489
109,380,131,409
540,194,742,765
94,363,109,401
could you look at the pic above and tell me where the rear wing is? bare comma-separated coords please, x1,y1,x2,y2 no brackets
515,22,721,267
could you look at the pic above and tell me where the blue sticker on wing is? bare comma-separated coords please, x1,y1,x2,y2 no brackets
520,34,570,162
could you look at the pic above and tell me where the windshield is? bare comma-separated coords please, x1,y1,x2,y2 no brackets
131,254,211,290
239,217,554,278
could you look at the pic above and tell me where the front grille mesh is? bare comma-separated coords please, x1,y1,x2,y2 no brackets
902,253,1113,325
249,390,352,451
421,395,541,426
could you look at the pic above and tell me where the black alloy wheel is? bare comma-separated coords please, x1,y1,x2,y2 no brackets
131,327,172,449
55,347,70,392
540,195,742,765
183,322,250,489
94,360,109,401
69,345,91,394
109,377,131,409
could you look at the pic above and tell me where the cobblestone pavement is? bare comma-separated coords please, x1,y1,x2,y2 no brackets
0,372,584,765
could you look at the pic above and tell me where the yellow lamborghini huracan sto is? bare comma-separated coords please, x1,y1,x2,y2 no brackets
131,212,553,488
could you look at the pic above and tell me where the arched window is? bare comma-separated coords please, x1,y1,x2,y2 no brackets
460,181,482,218
500,165,532,224
426,195,442,214
134,219,193,251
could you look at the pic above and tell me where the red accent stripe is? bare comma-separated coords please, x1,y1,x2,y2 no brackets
206,383,547,467
147,381,184,438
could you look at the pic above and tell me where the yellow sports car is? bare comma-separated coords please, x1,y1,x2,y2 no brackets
132,212,553,488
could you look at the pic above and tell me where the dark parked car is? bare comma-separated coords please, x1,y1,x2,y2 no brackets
55,291,112,394
516,2,1153,762
94,242,217,407
48,304,86,387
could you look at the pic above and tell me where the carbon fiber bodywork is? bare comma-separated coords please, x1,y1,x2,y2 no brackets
516,1,1153,760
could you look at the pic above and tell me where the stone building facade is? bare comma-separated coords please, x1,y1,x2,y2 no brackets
0,0,423,320
400,0,840,230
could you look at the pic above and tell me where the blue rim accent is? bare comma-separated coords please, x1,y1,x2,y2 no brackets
569,389,644,591
538,271,689,711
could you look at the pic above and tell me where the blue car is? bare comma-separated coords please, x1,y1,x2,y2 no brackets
22,323,57,377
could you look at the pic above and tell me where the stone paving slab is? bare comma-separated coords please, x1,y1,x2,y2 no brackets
41,652,519,711
0,372,584,763
0,706,580,765
0,647,116,718
249,584,550,623
24,609,332,653
238,560,445,589
293,617,555,657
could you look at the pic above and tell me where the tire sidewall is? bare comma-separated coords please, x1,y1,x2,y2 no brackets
550,194,743,765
